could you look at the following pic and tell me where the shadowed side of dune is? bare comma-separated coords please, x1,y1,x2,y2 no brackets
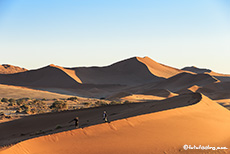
198,81,230,99
1,93,230,154
154,72,219,92
73,57,165,85
0,66,81,88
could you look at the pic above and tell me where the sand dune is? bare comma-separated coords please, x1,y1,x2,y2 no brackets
198,81,230,99
0,65,27,74
0,65,81,88
1,93,230,154
0,57,177,89
73,57,165,85
0,84,74,99
182,66,212,74
182,66,230,81
0,93,200,147
1,57,228,99
0,56,193,88
137,56,193,78
49,64,82,84
142,88,178,98
154,72,219,92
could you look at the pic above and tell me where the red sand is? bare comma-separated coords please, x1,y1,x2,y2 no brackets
1,93,230,154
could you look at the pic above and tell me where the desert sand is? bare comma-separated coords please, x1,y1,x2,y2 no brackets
0,84,74,99
1,93,230,154
0,56,230,154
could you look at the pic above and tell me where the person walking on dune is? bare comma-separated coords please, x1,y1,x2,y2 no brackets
103,110,108,123
69,117,79,128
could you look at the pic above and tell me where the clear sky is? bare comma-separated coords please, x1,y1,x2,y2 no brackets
0,0,229,73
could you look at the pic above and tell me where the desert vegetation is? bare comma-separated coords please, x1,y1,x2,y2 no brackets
0,96,132,121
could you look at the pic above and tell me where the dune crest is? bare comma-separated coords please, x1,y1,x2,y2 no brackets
137,56,193,78
48,64,82,84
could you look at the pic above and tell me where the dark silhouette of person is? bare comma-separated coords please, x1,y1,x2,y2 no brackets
103,111,108,122
69,117,79,128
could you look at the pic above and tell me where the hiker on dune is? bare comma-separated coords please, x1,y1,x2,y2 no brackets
69,117,79,128
103,110,108,123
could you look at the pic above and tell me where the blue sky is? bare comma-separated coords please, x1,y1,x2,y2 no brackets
0,0,229,73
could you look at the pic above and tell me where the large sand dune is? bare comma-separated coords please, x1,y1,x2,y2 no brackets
1,93,230,154
1,56,229,99
73,57,166,85
0,56,193,89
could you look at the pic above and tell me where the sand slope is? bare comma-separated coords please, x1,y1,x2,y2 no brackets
0,84,74,99
0,65,27,74
154,72,219,92
198,81,230,99
182,66,230,82
0,65,81,88
142,88,178,97
0,56,181,88
137,56,193,78
73,57,165,85
1,93,230,154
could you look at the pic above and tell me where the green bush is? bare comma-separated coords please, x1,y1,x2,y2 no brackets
16,104,31,114
82,102,90,105
110,101,121,105
67,97,78,101
16,98,29,105
123,100,131,104
32,99,45,106
50,100,67,111
20,104,30,110
9,98,16,103
8,98,17,106
95,101,108,106
1,98,8,103
55,124,62,129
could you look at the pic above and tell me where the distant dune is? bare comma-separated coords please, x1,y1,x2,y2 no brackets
0,57,229,99
0,84,74,99
0,64,27,74
198,81,230,100
154,72,219,92
0,65,81,88
142,88,178,98
0,56,194,88
137,56,192,78
1,93,230,154
182,66,230,78
182,66,212,74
